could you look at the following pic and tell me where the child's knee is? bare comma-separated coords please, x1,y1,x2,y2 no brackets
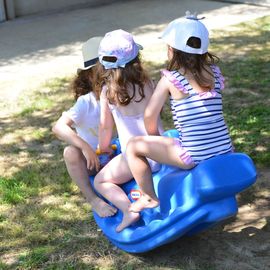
93,174,102,190
126,137,140,155
126,136,145,157
63,145,82,163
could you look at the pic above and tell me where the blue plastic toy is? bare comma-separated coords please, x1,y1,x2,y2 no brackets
91,130,257,253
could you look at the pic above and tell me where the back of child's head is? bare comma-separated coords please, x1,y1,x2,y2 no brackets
161,11,219,90
162,11,209,55
98,29,150,106
71,69,94,100
71,36,103,100
99,29,142,69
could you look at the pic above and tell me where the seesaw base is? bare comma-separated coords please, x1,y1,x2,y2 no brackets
90,150,256,253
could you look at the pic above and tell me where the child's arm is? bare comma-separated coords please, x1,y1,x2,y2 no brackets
98,90,114,154
144,77,169,135
52,114,100,171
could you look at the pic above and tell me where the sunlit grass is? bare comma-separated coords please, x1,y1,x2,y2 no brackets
0,176,28,204
18,98,54,117
16,77,73,117
210,15,270,168
17,246,53,269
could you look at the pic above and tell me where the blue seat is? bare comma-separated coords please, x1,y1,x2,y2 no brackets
90,130,257,253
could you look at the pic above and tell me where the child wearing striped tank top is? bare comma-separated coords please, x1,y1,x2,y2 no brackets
126,11,233,213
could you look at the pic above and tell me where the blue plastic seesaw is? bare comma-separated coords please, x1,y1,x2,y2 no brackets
90,129,257,253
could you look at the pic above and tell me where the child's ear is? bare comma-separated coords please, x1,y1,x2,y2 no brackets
167,45,174,59
168,45,173,52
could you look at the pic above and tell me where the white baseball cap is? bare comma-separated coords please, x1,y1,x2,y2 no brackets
80,36,103,70
161,11,209,55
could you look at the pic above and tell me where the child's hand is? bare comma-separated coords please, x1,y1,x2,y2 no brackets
102,146,114,157
96,144,116,157
95,144,117,168
82,146,100,172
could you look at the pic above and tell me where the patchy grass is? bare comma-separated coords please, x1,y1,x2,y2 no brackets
0,16,269,270
210,16,270,168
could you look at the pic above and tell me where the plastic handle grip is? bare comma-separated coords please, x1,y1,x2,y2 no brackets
96,144,117,155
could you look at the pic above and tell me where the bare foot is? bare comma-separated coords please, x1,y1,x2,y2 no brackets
90,197,117,217
129,195,159,213
116,211,140,232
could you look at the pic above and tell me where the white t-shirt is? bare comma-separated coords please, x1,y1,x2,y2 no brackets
63,92,100,149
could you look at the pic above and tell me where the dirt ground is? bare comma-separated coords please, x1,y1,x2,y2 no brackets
126,167,269,270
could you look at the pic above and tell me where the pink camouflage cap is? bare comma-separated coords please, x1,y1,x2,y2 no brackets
98,29,143,69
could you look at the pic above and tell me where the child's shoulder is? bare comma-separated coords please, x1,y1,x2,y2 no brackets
210,64,222,75
76,92,97,102
75,92,99,108
161,69,180,76
160,69,189,94
210,64,225,90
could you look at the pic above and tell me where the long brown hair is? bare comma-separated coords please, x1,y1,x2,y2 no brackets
91,62,106,100
99,54,150,106
168,37,219,91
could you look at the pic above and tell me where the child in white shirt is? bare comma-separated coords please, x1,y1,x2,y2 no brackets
52,37,117,217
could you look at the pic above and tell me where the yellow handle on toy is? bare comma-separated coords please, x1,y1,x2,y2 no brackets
96,144,117,155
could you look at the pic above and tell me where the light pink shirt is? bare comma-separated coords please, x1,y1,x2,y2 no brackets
102,84,163,172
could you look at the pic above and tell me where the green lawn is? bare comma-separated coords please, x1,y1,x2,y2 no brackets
0,16,269,270
212,16,270,167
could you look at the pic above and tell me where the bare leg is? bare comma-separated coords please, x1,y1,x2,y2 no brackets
126,136,194,213
94,154,140,232
129,154,159,212
63,146,117,217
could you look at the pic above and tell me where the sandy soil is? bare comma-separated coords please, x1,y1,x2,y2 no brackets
119,167,268,270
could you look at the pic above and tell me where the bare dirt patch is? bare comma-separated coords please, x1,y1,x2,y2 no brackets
127,168,269,270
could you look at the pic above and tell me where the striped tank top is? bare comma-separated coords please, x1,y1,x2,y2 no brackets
163,65,233,164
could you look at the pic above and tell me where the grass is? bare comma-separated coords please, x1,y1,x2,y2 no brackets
209,16,270,168
0,15,269,269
